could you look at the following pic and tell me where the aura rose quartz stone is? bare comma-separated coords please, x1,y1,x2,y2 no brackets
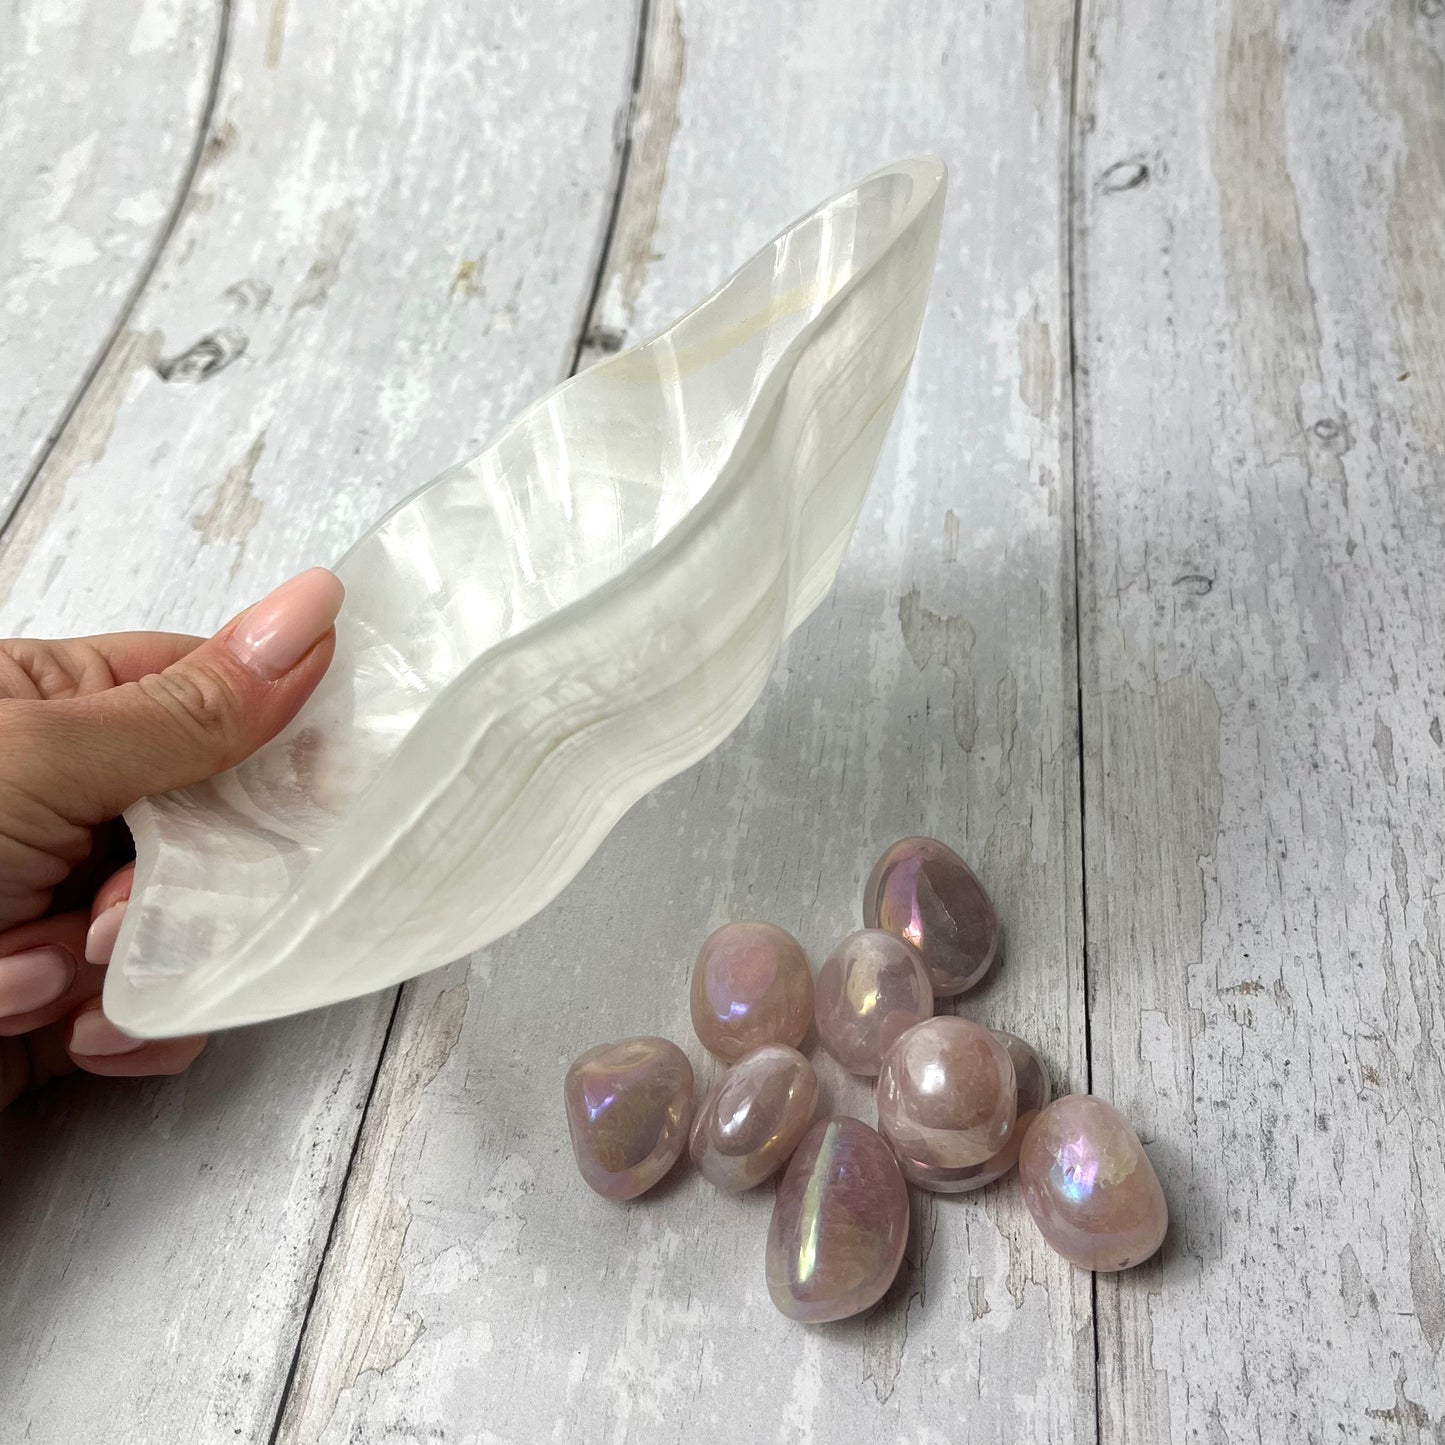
688,1044,818,1192
563,1036,694,1200
1018,1094,1168,1270
766,1116,909,1323
814,929,933,1076
689,921,813,1061
892,1030,1050,1193
863,836,1001,996
876,1016,1016,1169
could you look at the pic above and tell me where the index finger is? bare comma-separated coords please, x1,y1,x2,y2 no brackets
70,631,207,685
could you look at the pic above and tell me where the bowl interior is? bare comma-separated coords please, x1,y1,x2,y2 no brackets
234,167,927,845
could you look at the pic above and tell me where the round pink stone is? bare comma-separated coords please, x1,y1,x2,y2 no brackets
876,1016,1016,1169
689,921,813,1062
814,929,933,1076
892,1030,1050,1193
863,836,1001,996
1018,1094,1168,1271
563,1036,694,1200
766,1116,909,1323
688,1044,818,1192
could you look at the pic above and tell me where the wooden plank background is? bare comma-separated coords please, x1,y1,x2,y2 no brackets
1077,0,1445,1437
0,0,1440,1440
0,1,222,525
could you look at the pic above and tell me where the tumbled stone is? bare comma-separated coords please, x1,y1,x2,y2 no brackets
814,929,933,1076
690,921,813,1062
766,1116,909,1323
876,1016,1016,1170
892,1030,1050,1193
564,1036,694,1200
1018,1094,1168,1271
689,1044,818,1192
863,836,1001,995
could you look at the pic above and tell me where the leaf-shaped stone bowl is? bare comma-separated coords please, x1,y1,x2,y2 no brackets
105,157,947,1037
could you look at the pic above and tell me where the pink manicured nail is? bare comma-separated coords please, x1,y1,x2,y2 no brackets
86,902,126,966
70,1011,144,1057
0,947,75,1016
226,567,345,681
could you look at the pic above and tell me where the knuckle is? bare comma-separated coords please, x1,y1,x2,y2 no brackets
135,664,245,752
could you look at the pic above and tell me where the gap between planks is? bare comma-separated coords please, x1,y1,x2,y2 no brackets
1062,0,1103,1439
0,0,234,543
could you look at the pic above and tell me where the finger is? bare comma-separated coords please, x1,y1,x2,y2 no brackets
6,567,343,826
86,866,136,965
0,632,203,701
92,863,136,918
0,909,99,1037
66,999,207,1077
0,823,132,935
66,631,207,686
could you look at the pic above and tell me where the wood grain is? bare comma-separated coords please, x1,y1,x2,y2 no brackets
0,0,222,525
0,1,635,1440
1075,0,1445,1436
276,0,1091,1441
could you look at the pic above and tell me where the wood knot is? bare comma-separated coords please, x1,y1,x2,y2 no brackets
1310,416,1351,452
1173,574,1214,595
1101,159,1149,192
224,278,272,311
156,328,248,383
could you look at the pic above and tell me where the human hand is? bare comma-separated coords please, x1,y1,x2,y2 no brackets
0,568,344,1110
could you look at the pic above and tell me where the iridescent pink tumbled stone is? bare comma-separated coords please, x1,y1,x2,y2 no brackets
863,836,1001,996
876,1016,1016,1169
814,929,933,1076
689,921,813,1062
563,1036,694,1200
688,1044,818,1192
1018,1094,1168,1271
891,1030,1050,1193
766,1116,909,1323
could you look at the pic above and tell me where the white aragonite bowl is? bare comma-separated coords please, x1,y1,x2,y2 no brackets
105,158,947,1038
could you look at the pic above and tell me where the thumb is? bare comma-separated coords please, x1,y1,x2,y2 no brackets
32,567,344,824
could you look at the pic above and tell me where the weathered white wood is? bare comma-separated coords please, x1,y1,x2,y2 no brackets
0,1,636,1440
1076,0,1445,1437
277,1,1090,1441
0,0,221,523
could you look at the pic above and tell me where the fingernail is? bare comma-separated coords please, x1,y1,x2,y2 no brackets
226,567,345,681
70,1010,144,1058
0,947,75,1016
86,902,126,966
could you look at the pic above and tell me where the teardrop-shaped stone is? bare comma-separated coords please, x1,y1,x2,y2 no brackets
863,836,1001,995
876,1016,1016,1169
814,929,933,1076
766,1116,909,1323
1018,1094,1168,1271
892,1030,1050,1193
689,921,813,1062
689,1044,817,1192
563,1036,694,1200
